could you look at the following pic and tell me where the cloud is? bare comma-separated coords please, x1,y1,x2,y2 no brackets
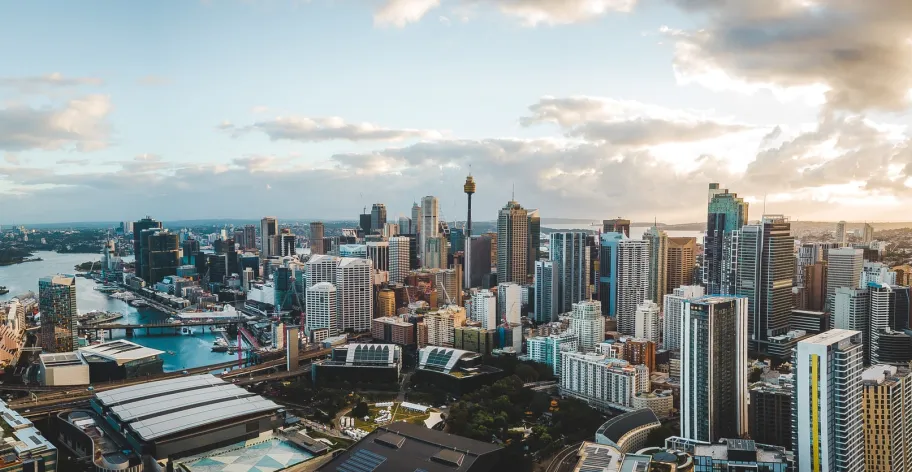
220,115,443,143
521,96,752,145
665,0,912,111
373,0,635,27
3,153,19,165
0,95,112,151
137,75,170,86
0,73,103,93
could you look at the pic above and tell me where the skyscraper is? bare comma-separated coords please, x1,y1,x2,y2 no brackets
862,365,912,471
472,290,497,329
634,301,660,343
277,228,296,257
132,216,162,285
371,203,387,232
243,224,256,251
147,231,180,284
662,285,704,351
616,239,649,336
863,223,875,245
534,260,557,323
497,200,529,284
826,247,864,314
337,258,373,332
410,202,421,235
426,235,448,269
736,215,795,355
569,300,605,353
309,222,325,255
469,234,493,288
666,237,696,292
793,329,864,472
306,282,338,336
703,183,748,295
420,196,439,267
497,282,521,325
367,241,390,272
39,275,77,353
643,226,668,310
359,212,372,235
550,232,590,313
602,218,630,237
260,216,278,258
836,220,847,245
681,295,748,443
389,236,410,284
527,209,541,279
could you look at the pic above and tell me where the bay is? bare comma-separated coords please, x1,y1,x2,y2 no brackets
0,251,248,372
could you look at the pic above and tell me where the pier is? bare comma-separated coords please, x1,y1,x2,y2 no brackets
76,320,237,338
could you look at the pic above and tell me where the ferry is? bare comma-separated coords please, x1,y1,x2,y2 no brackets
0,286,8,295
212,338,229,352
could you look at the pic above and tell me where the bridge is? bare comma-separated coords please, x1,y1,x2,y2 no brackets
76,320,237,331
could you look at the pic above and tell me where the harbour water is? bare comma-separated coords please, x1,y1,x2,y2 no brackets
0,251,248,371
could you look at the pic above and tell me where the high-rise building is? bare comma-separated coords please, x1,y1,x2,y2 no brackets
243,224,256,251
367,241,390,272
410,202,421,235
534,260,558,323
425,306,467,348
359,212,372,235
181,238,200,266
39,275,77,353
469,234,493,288
397,216,410,236
867,284,912,367
616,240,649,336
643,226,668,310
861,261,897,286
550,232,590,313
836,220,847,245
862,365,912,471
389,237,410,284
793,329,864,472
497,200,529,284
662,285,704,351
570,300,605,353
309,222,325,255
703,183,748,295
799,262,827,311
560,353,649,411
863,223,875,245
498,282,521,325
260,217,278,258
736,215,794,354
634,301,660,343
666,237,696,293
306,282,337,336
602,218,630,237
426,235,448,269
371,203,387,233
527,209,541,279
132,216,162,284
233,229,245,249
420,196,439,267
337,258,373,332
471,290,497,329
623,338,656,372
826,247,864,314
749,381,793,450
527,332,578,376
305,255,340,289
377,289,396,318
681,296,748,443
277,228,296,257
147,231,180,284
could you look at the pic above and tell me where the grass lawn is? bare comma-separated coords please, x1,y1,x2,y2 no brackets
351,403,433,432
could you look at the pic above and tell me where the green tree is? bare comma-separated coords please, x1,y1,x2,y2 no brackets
352,401,370,418
514,364,539,383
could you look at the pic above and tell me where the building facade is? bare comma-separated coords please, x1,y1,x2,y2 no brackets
550,232,590,313
634,301,660,344
560,352,649,412
662,285,704,351
643,226,668,310
497,200,529,284
862,365,912,472
534,260,558,324
826,247,864,315
666,237,697,293
39,275,78,353
570,300,605,353
703,183,748,296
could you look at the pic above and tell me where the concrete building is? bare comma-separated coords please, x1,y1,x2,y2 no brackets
615,239,649,336
472,290,497,329
454,326,497,355
570,300,605,353
367,241,390,272
632,391,674,419
305,282,337,336
79,340,164,382
420,196,439,268
277,228,296,257
0,400,56,470
38,352,89,386
861,261,896,286
594,409,662,453
634,301,660,344
415,346,503,394
666,237,697,293
337,258,373,332
534,260,557,324
603,218,630,237
497,200,529,284
799,261,827,311
623,338,656,372
681,296,748,443
260,216,278,258
862,365,912,472
312,343,401,385
643,226,668,310
836,220,847,245
39,274,77,353
550,232,590,313
863,223,875,245
425,235,448,269
497,282,521,325
662,285,704,351
749,381,793,450
826,247,864,315
309,221,325,255
560,352,650,412
526,332,578,376
424,305,467,348
371,317,415,346
703,183,749,296
469,234,494,288
389,236,410,284
371,203,387,233
793,329,864,472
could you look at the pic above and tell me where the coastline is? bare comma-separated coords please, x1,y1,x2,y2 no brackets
0,257,43,267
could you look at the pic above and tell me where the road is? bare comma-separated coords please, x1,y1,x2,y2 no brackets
545,442,582,472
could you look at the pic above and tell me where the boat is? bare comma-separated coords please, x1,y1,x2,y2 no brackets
0,286,8,295
130,299,149,308
212,338,229,352
181,326,194,336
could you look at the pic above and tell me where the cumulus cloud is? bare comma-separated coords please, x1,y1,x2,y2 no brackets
521,96,751,145
0,95,112,151
373,0,635,27
0,73,103,93
220,116,443,143
665,0,912,111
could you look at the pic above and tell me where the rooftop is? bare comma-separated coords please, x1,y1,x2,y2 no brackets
79,340,164,364
573,442,622,472
39,352,86,368
800,329,861,346
595,409,661,446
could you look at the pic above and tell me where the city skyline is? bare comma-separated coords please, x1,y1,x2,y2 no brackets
2,2,912,224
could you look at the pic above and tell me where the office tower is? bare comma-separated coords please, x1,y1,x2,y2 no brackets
861,261,897,286
309,222,325,255
602,218,630,237
862,365,912,471
337,258,373,332
666,237,696,292
410,202,421,235
498,282,521,325
681,296,748,442
273,266,294,310
305,254,340,290
834,286,869,358
367,241,390,271
827,248,864,314
749,381,793,450
242,267,254,293
497,200,529,284
836,220,847,245
472,290,497,329
703,183,749,295
570,300,605,353
464,175,476,289
793,329,864,472
663,285,704,351
39,275,77,353
147,231,180,284
132,216,162,284
425,235,448,269
306,282,338,335
358,211,372,236
214,237,239,277
550,232,590,313
233,229,245,249
868,284,912,366
527,209,541,279
863,223,875,245
599,232,622,316
260,217,278,258
736,215,795,354
634,301,660,343
534,261,558,324
643,226,668,309
469,234,493,288
389,237,410,284
617,240,649,336
243,224,256,250
799,262,827,311
181,238,200,265
371,203,387,232
277,228,296,257
420,196,439,267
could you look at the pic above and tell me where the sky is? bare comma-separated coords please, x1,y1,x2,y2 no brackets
1,0,911,225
